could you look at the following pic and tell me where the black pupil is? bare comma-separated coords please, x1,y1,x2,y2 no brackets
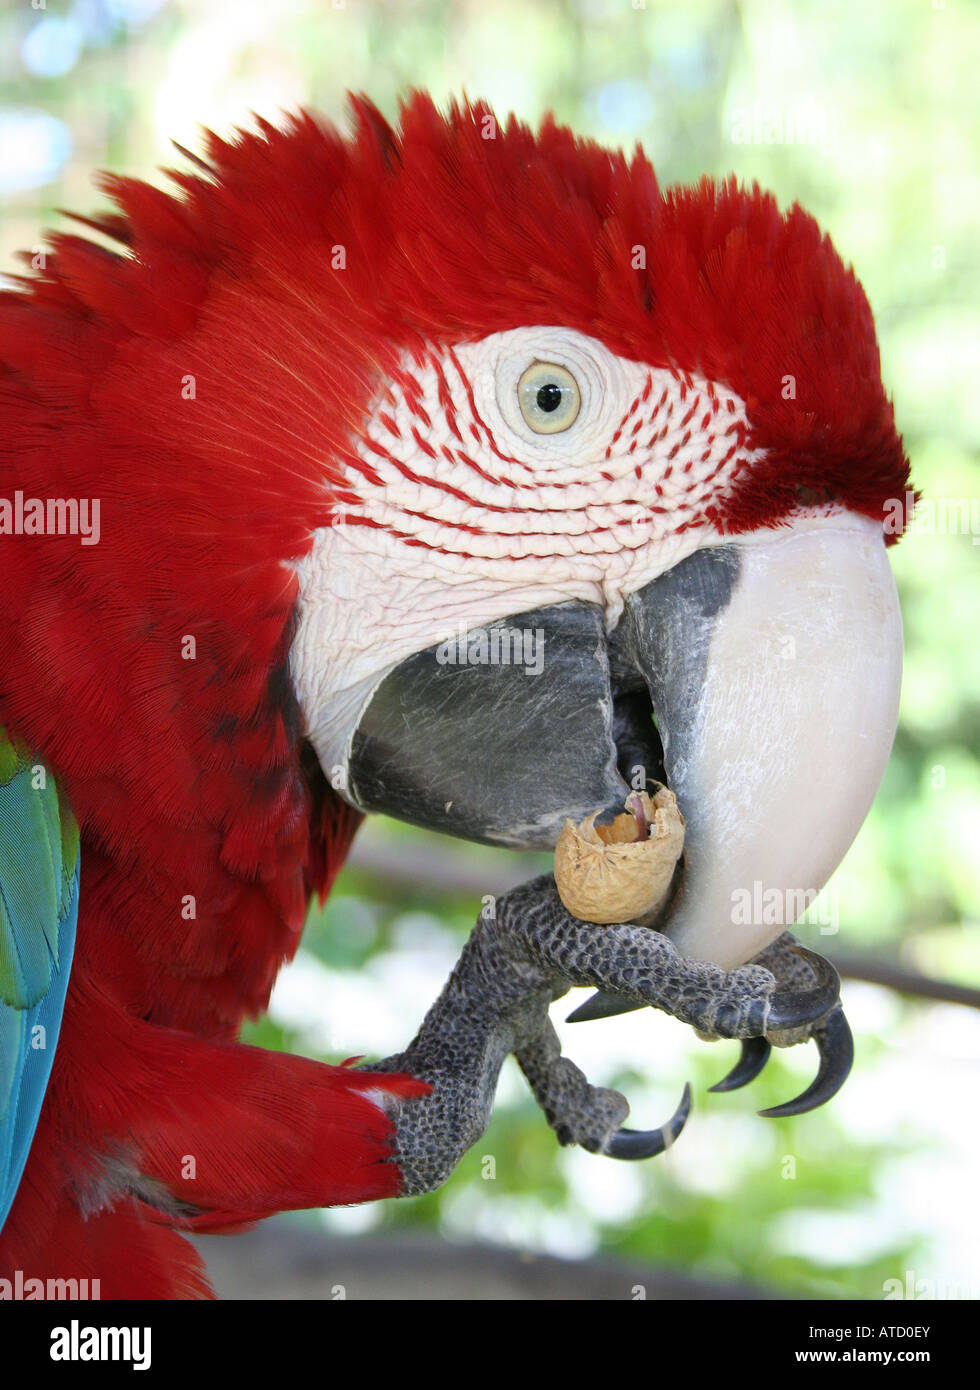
536,382,563,413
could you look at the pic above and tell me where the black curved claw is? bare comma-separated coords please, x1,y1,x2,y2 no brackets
764,947,842,1031
709,1036,772,1093
566,990,641,1023
759,1005,854,1118
604,1082,692,1160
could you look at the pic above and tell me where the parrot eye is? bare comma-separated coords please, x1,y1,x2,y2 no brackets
517,362,581,434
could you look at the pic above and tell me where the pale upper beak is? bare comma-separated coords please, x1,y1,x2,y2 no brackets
613,514,902,968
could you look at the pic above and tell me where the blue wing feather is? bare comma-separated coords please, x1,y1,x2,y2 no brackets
0,733,79,1234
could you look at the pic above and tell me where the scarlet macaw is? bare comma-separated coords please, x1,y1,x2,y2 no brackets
0,93,909,1298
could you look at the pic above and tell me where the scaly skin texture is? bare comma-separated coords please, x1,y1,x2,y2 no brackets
364,875,826,1195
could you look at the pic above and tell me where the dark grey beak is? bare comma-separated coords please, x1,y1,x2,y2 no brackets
345,600,634,849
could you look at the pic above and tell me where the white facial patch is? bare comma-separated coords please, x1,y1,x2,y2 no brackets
288,326,764,783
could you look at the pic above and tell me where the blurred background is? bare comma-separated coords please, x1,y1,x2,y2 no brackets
1,0,978,1299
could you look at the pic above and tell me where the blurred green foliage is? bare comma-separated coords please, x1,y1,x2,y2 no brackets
2,0,977,1297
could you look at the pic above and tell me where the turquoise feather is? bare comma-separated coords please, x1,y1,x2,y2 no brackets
0,728,79,1232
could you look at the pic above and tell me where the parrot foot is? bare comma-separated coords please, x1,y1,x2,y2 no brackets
569,924,854,1117
705,932,855,1118
516,1019,691,1160
361,877,849,1194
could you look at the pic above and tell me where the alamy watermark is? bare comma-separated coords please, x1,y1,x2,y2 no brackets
728,102,839,154
1,1269,100,1299
884,490,980,544
435,620,545,676
883,1269,980,1300
731,880,839,935
50,1320,150,1371
0,491,100,545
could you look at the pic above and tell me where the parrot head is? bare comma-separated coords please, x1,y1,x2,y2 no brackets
26,93,910,971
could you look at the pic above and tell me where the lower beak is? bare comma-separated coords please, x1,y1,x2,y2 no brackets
339,515,902,970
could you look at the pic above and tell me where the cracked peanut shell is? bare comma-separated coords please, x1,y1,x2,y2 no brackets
554,785,685,926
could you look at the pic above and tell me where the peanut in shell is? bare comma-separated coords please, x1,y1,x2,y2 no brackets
554,785,685,926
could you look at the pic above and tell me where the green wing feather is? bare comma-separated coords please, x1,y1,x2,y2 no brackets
0,725,80,1230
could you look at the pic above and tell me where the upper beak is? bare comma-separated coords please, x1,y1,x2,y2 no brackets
613,515,902,967
339,513,902,970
